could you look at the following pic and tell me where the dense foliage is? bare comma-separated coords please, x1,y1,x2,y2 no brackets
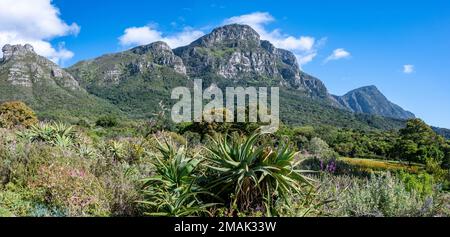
0,101,38,129
0,104,448,217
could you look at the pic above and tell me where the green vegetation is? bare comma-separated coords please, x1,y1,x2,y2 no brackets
0,106,448,217
315,173,446,217
0,101,38,129
96,115,119,128
203,132,313,215
1,26,447,217
339,158,423,174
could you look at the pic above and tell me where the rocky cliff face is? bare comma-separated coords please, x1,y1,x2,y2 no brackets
1,44,80,89
173,24,331,99
334,86,415,120
0,44,122,121
69,41,187,86
130,41,187,75
69,24,336,101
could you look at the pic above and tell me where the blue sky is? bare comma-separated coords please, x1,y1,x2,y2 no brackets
2,0,450,128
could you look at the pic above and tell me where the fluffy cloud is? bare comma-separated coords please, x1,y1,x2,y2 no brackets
119,26,204,49
224,12,321,67
403,64,414,74
324,48,351,63
0,0,80,65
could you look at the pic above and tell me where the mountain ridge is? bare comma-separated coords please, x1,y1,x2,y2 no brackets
65,24,408,130
0,44,122,122
333,85,415,120
173,24,334,100
0,24,415,130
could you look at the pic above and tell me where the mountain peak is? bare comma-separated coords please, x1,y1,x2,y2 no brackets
2,44,36,62
129,41,187,75
130,41,172,55
335,85,415,120
213,24,260,37
190,24,260,48
172,24,332,99
0,44,80,90
0,44,122,122
362,85,378,89
356,85,379,92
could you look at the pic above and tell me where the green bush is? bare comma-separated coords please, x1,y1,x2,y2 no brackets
28,161,110,217
18,122,76,147
307,137,339,160
0,101,38,129
140,139,215,217
0,184,34,216
319,173,444,217
397,171,435,197
203,132,314,215
76,119,91,128
96,115,118,128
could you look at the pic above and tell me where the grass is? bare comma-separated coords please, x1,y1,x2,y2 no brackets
339,157,425,173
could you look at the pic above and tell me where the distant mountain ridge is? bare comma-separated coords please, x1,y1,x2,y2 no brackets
1,24,415,130
333,85,415,120
433,127,450,140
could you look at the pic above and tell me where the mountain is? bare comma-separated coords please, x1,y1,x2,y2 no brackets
433,127,450,140
334,86,415,120
0,44,122,122
173,24,332,100
68,41,188,118
67,24,408,130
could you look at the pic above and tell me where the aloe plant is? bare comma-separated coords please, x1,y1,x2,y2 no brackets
140,138,216,217
204,132,315,214
17,122,76,146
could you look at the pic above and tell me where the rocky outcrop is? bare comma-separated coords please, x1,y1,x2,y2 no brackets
174,24,330,98
1,44,79,89
0,44,122,121
1,44,35,61
190,24,260,48
130,41,187,75
69,41,187,86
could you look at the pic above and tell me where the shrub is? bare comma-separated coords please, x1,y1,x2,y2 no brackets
203,132,314,215
76,119,91,128
0,206,13,217
0,101,38,128
18,122,76,147
99,164,142,216
140,139,215,216
397,171,435,197
320,173,442,217
307,137,339,164
28,162,110,217
0,184,34,216
96,115,118,128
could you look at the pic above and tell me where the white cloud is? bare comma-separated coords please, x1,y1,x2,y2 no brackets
119,26,204,49
119,26,162,47
403,64,414,74
0,0,79,65
297,52,317,66
224,12,322,67
224,12,275,31
324,48,351,63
